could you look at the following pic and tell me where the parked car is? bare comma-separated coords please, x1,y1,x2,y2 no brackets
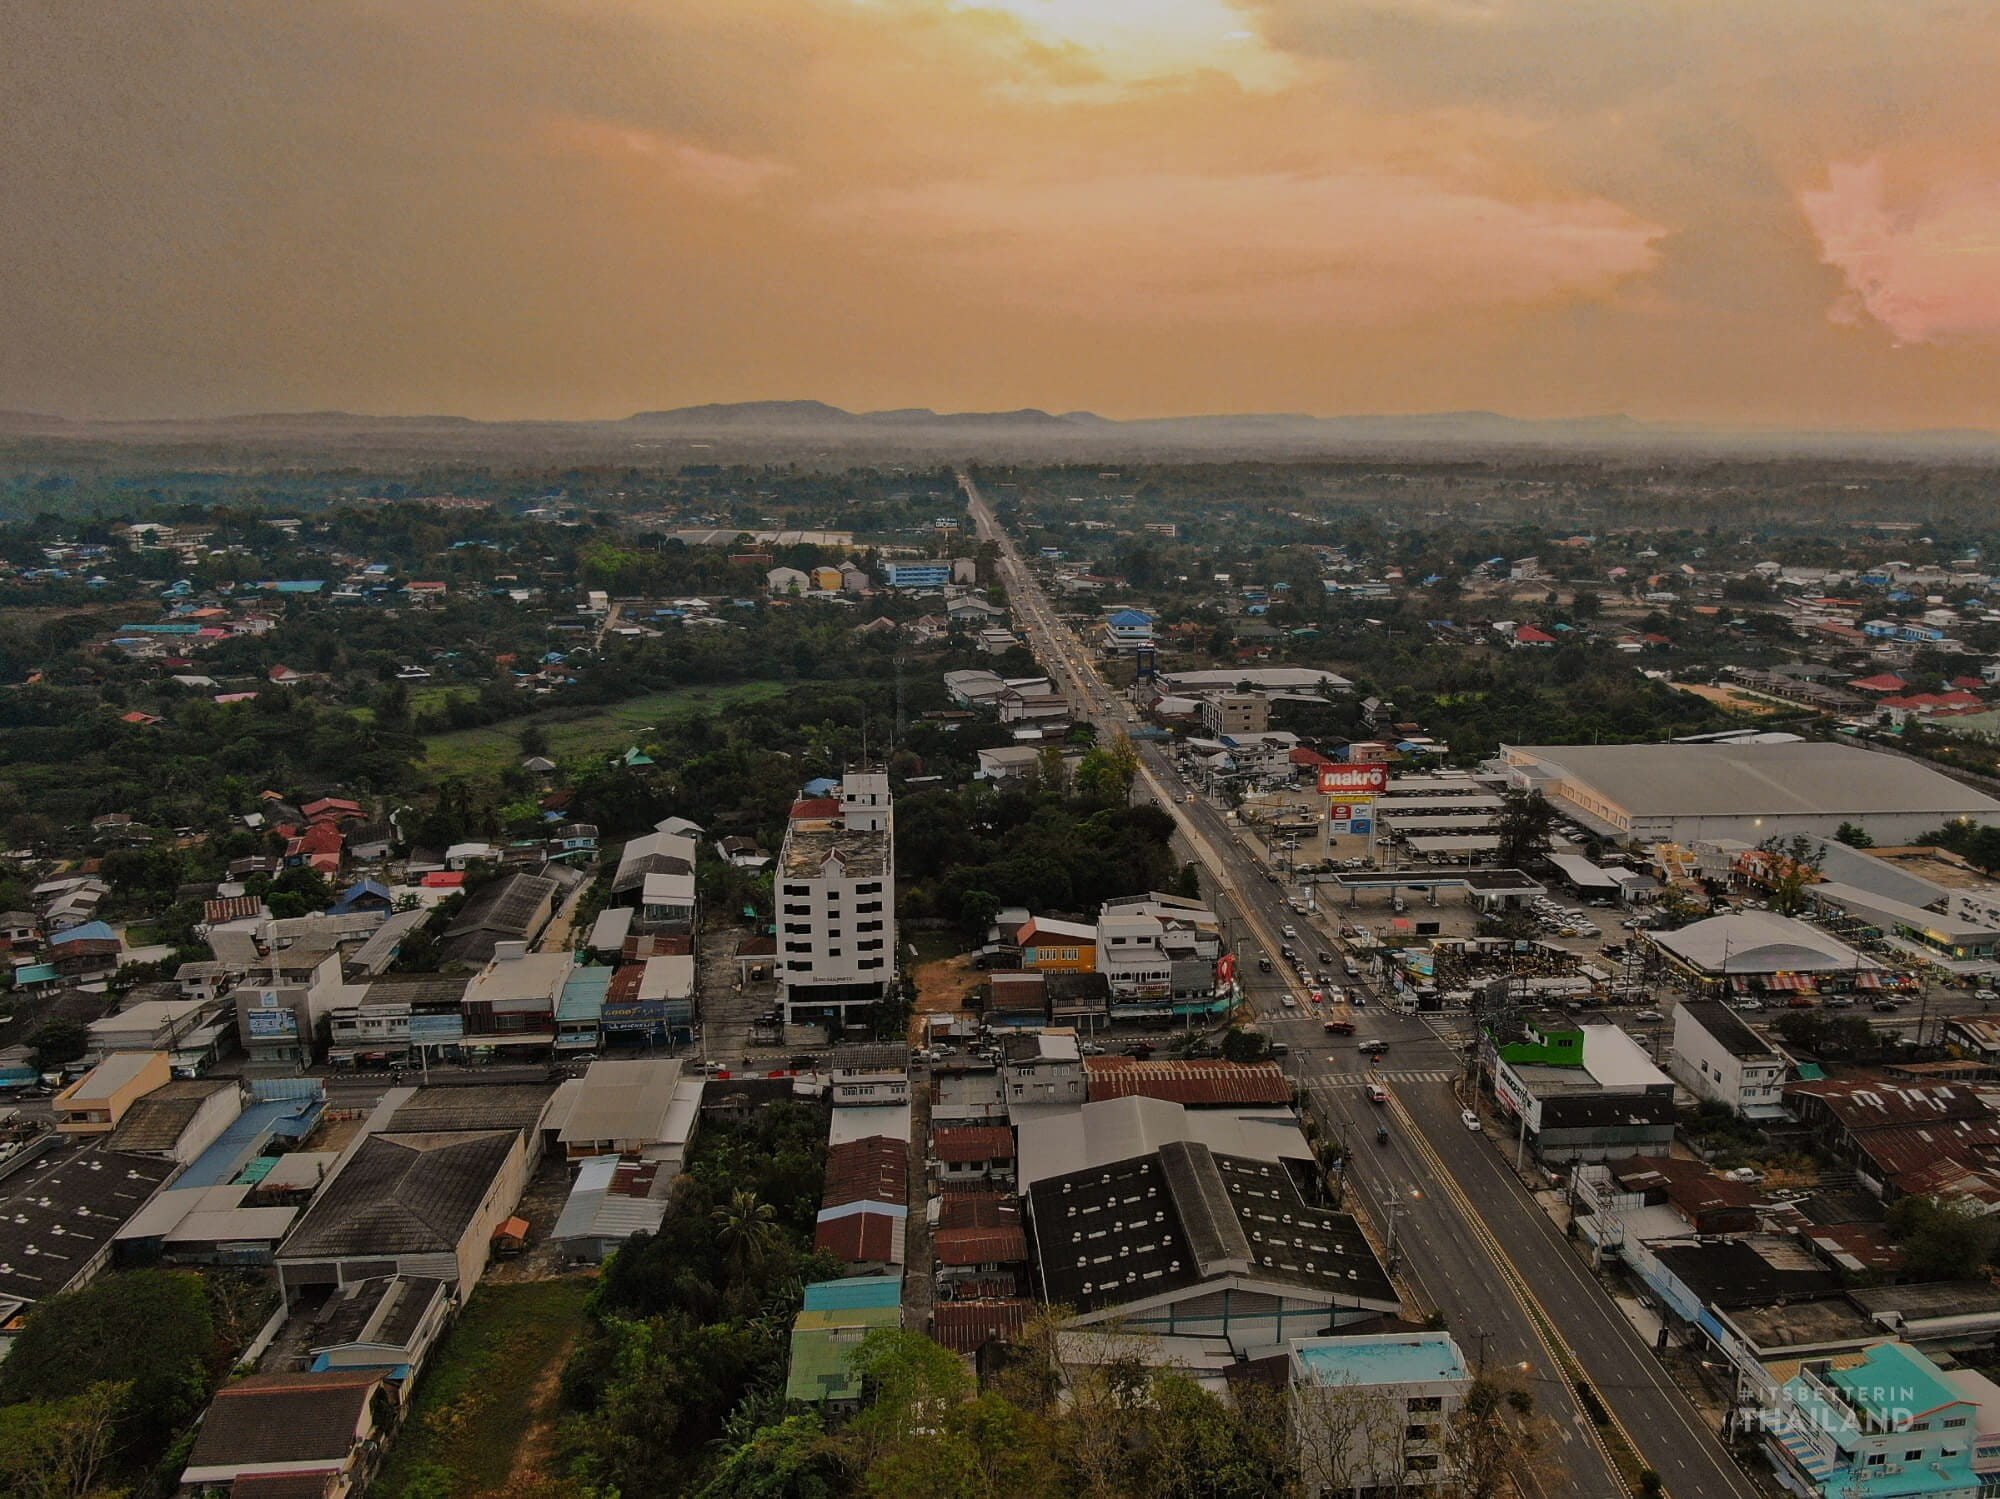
1460,1109,1481,1132
1122,1043,1154,1059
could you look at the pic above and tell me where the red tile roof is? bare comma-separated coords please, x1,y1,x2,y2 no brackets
930,1125,1015,1165
1849,673,1909,693
1084,1057,1292,1107
790,797,841,820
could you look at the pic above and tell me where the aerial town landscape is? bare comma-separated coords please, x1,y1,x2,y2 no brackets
12,4,2000,1499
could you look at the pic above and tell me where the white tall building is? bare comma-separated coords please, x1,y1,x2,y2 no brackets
778,771,897,1028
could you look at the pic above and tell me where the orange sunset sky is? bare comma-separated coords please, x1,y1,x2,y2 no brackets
5,1,2000,427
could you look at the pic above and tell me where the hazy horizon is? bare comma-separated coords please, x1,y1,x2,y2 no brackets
8,3,2000,429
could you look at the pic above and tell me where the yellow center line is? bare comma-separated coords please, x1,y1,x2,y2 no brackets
1384,1085,1652,1496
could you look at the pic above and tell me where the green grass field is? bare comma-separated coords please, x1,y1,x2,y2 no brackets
370,1277,594,1499
419,681,789,779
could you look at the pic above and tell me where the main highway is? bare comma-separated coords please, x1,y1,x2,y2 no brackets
963,472,1759,1499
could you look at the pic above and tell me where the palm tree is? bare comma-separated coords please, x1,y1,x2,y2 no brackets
712,1188,782,1281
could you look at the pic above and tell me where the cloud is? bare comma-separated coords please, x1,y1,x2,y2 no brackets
540,117,792,198
833,168,1662,323
2,0,2000,425
1803,159,2000,344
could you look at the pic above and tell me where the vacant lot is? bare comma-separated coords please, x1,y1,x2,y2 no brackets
421,682,789,779
370,1277,594,1499
1670,681,1786,716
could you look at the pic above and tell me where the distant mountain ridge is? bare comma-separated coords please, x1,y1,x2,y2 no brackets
5,399,2000,461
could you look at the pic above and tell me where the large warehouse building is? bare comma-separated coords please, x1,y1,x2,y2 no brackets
1494,740,2000,846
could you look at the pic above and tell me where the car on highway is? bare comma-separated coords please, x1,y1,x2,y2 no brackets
1318,950,1335,965
1367,1084,1389,1105
1323,1018,1355,1034
1460,1109,1481,1131
1356,1038,1387,1052
1281,994,1296,1009
1256,956,1273,973
1122,1043,1154,1059
1633,1010,1664,1023
1282,923,1297,938
1872,1000,1900,1012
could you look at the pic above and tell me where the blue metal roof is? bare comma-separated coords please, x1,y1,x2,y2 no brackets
802,1275,903,1312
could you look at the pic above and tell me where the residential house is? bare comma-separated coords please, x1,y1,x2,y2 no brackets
1759,1342,2000,1499
179,1370,391,1499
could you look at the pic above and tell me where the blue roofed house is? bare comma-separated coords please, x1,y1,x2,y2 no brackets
331,879,394,916
785,1276,904,1412
1760,1341,2000,1499
1102,608,1155,655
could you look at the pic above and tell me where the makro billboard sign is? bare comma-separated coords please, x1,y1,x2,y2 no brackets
1318,764,1388,797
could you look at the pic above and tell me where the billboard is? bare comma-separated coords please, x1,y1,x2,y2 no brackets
1318,763,1389,796
1326,804,1375,837
246,1007,298,1039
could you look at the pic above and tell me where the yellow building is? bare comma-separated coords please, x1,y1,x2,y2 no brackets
1016,918,1098,973
810,565,844,593
54,1051,172,1135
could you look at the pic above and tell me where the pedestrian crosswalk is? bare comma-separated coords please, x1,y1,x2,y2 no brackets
1307,1068,1457,1088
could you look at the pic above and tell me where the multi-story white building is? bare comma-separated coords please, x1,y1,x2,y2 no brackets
1671,1000,1790,1118
1096,894,1223,1012
1289,1333,1472,1494
778,772,897,1028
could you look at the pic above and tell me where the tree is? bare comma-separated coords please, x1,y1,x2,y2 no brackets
26,1016,88,1070
1221,1028,1273,1063
1292,1372,1408,1499
712,1190,784,1281
1442,1374,1559,1499
519,721,552,758
1834,821,1874,849
1888,1194,1998,1280
695,1414,852,1499
1493,789,1556,871
1755,834,1826,915
0,1382,129,1499
0,1269,216,1457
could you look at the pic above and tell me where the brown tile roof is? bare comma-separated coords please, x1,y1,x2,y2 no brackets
930,1125,1015,1165
1083,1057,1292,1107
622,932,694,961
930,1298,1035,1354
204,894,266,924
815,1206,903,1264
186,1371,383,1472
1784,1075,1994,1130
823,1136,908,1209
933,1224,1029,1267
937,1190,1015,1231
